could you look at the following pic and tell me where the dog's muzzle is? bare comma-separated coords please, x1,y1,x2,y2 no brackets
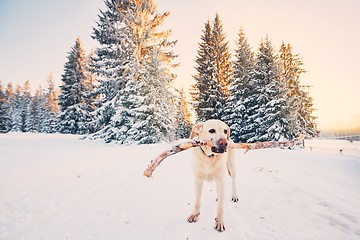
211,138,228,154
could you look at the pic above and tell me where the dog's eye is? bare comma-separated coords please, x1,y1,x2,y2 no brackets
209,129,216,134
224,129,228,134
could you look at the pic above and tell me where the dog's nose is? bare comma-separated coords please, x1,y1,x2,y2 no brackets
218,138,228,148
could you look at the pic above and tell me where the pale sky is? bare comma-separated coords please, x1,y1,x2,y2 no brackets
0,0,359,130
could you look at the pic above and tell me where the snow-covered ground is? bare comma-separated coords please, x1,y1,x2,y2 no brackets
0,133,359,240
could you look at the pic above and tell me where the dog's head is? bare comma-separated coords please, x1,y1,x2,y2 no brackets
190,119,230,156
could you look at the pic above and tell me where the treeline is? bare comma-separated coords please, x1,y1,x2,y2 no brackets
320,128,360,142
0,0,317,143
0,76,59,133
191,14,318,142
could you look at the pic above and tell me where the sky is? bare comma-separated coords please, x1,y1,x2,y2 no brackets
0,0,359,130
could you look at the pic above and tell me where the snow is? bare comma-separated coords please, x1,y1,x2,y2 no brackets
1,133,360,240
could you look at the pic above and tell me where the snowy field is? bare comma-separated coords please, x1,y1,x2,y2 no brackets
0,133,360,240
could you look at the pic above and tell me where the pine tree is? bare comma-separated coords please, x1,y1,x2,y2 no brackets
175,88,193,139
121,0,177,144
90,0,137,134
0,81,11,133
84,49,98,119
12,85,24,132
125,48,176,144
30,86,46,132
279,42,318,137
258,73,292,141
191,14,232,121
59,37,86,111
22,80,35,132
298,85,318,137
58,37,94,134
279,42,302,136
12,82,31,132
25,96,38,133
42,74,59,133
225,28,255,142
89,0,177,144
35,86,47,133
212,14,232,98
191,20,213,122
5,83,15,131
247,36,291,142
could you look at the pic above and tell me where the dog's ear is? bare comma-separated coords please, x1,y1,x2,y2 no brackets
226,127,230,140
189,122,203,139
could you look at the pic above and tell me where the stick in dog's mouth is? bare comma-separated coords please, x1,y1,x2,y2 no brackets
211,146,226,153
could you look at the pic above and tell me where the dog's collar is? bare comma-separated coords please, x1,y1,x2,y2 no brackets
199,146,215,158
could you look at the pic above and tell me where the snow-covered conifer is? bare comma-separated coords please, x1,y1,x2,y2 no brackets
125,48,176,144
247,36,291,142
89,0,137,134
191,20,213,122
279,42,318,137
11,85,24,132
298,86,318,137
58,37,94,134
35,86,47,133
175,88,193,139
0,82,11,133
29,86,46,132
22,80,36,132
42,74,59,133
191,14,232,121
225,28,255,142
89,0,177,144
5,83,15,131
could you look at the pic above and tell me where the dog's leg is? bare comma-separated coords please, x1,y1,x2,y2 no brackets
188,177,203,223
214,178,225,232
227,149,239,202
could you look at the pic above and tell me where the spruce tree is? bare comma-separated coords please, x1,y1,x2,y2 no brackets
42,74,59,133
12,85,24,132
90,0,177,144
279,42,303,136
126,48,176,144
23,80,35,132
122,0,177,144
31,86,46,132
0,82,11,133
213,14,232,96
247,36,291,142
175,88,193,139
191,14,232,121
84,50,98,124
225,28,255,142
90,0,137,135
58,37,94,134
298,86,318,137
191,20,214,122
279,42,318,137
35,86,47,133
5,83,15,131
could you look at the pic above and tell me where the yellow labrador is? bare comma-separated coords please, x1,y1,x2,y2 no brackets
188,119,238,232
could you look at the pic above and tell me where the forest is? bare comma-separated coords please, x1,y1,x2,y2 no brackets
0,0,318,144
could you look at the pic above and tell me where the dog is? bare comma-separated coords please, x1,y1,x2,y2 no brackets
187,119,238,232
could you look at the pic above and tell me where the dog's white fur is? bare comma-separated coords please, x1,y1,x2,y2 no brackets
188,119,238,232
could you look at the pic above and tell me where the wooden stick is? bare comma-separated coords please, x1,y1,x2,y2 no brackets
143,139,212,178
230,134,305,153
143,135,305,178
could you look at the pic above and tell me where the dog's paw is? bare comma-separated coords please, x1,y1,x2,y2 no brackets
187,213,200,223
214,217,225,232
231,196,239,202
